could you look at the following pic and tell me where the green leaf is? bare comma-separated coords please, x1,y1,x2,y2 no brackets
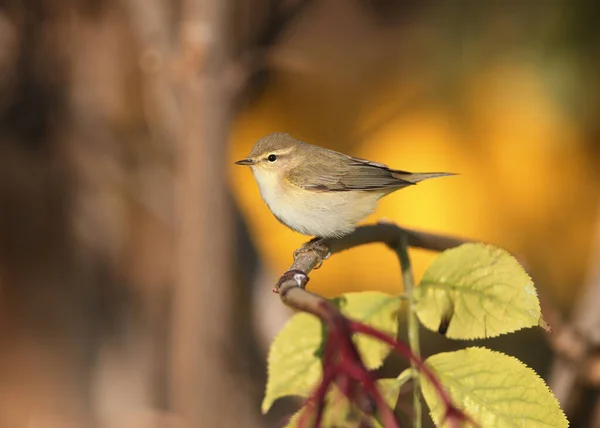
336,292,401,369
262,312,323,414
262,292,401,414
414,243,543,339
284,376,408,428
283,385,366,428
379,368,413,408
421,347,569,428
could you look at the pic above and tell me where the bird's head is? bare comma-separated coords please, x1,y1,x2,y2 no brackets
235,133,304,176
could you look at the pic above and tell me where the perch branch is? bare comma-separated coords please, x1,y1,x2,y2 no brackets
277,222,470,318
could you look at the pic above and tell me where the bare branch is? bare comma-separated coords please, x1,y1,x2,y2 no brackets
227,0,315,101
548,201,600,416
278,222,469,303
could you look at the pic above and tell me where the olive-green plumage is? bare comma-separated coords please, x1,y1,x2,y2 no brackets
235,133,453,238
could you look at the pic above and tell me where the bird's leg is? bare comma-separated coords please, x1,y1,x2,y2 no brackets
293,237,331,269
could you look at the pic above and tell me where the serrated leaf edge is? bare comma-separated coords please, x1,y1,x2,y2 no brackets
262,312,321,413
416,243,543,340
424,346,569,427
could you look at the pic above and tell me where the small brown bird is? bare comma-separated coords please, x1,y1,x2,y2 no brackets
235,133,453,239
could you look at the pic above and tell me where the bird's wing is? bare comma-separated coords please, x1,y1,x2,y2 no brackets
286,153,418,192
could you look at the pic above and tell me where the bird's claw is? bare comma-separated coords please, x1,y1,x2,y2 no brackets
293,239,331,269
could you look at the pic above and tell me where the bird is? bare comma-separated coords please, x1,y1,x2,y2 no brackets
235,132,453,242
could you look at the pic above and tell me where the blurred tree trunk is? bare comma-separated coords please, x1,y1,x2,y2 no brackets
169,0,260,426
0,3,98,427
0,0,311,425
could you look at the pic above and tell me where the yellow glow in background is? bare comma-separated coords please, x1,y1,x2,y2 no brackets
229,61,599,308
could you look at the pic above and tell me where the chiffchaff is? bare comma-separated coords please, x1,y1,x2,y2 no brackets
235,133,453,239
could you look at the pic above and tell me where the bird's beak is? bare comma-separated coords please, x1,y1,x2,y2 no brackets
235,158,255,166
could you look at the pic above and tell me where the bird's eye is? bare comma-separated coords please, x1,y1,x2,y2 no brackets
267,154,277,162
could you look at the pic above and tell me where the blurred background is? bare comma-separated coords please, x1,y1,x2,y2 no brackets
0,0,599,427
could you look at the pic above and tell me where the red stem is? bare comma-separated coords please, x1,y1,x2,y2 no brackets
298,335,336,428
297,303,472,428
329,311,401,428
349,320,473,426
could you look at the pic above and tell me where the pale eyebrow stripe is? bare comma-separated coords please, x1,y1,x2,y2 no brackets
271,147,295,157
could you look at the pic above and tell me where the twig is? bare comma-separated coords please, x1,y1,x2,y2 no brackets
258,0,314,48
227,0,315,102
393,234,422,428
277,222,469,329
548,200,600,417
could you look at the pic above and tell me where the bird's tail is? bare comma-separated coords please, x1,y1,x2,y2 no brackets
391,171,456,184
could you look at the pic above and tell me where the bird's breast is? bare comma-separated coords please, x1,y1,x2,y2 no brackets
251,168,285,209
251,167,380,237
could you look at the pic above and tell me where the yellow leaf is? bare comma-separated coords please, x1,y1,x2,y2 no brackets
262,292,401,414
284,375,410,428
336,292,401,369
262,312,323,414
414,243,543,339
422,347,568,428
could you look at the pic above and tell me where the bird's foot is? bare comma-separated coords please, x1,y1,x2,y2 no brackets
293,238,331,269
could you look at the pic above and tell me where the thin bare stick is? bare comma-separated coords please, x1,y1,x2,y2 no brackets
393,235,422,428
548,200,600,415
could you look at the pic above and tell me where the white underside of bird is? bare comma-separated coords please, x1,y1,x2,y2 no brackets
252,166,382,238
